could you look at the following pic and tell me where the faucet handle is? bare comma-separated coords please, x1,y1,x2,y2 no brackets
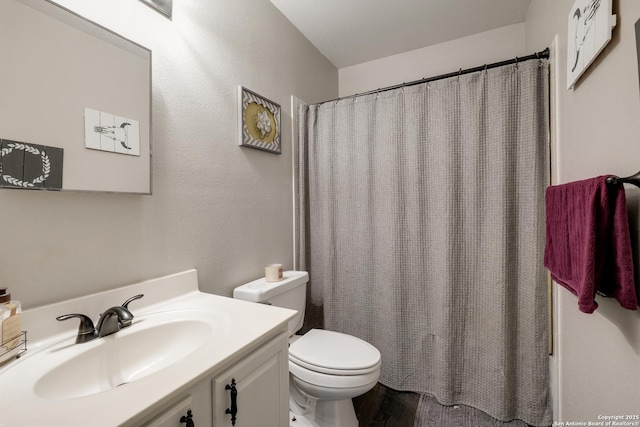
56,313,98,343
122,294,144,310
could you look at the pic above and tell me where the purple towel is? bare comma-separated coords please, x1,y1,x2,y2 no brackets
544,176,638,313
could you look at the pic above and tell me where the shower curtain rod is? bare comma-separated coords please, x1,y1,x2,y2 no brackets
324,47,550,104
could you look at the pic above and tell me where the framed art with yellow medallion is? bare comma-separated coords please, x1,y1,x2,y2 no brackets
238,86,281,154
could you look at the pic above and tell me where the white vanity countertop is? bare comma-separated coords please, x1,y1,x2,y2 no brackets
0,270,296,427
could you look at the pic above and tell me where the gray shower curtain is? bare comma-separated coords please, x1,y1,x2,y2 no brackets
298,59,551,426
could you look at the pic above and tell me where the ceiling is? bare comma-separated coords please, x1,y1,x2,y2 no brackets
269,0,531,69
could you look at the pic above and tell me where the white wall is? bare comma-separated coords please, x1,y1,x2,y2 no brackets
339,23,527,97
526,0,640,422
0,0,337,309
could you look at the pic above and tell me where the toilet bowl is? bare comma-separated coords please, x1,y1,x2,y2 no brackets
233,271,381,427
287,329,381,426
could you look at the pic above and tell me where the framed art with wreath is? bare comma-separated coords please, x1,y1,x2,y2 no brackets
0,139,63,190
238,86,281,154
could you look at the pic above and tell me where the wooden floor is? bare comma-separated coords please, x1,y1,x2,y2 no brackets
353,383,420,427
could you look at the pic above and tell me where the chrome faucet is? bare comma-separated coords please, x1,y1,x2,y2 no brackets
56,294,144,343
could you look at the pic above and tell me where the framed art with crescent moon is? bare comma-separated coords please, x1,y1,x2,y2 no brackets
567,0,616,89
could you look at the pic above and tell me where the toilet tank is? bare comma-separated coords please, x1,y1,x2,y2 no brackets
233,271,308,336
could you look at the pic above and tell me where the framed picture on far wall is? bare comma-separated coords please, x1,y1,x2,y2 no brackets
139,0,172,19
238,86,281,155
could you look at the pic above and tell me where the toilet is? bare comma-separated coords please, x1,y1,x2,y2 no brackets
233,271,381,427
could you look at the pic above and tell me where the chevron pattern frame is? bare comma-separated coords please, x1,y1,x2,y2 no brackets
238,86,281,154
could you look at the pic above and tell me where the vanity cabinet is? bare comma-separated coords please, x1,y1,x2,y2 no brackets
142,332,289,427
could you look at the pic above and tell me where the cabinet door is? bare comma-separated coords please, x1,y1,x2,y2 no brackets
142,379,212,427
213,333,289,427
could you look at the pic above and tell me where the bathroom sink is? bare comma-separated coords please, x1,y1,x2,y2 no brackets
31,309,229,400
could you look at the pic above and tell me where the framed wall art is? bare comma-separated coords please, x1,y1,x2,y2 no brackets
0,139,63,190
567,0,616,89
636,18,640,93
139,0,172,19
238,86,281,154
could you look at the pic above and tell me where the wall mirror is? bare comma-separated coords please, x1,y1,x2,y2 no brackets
0,0,152,194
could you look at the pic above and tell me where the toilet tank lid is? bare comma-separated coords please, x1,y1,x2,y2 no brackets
233,270,309,302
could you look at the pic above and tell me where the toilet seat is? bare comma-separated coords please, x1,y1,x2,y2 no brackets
289,359,381,390
289,354,380,376
288,329,381,376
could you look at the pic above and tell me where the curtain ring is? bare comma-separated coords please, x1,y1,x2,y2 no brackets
401,82,406,93
483,64,488,73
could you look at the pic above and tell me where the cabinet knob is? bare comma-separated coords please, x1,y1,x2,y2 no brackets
179,408,195,427
225,378,238,426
